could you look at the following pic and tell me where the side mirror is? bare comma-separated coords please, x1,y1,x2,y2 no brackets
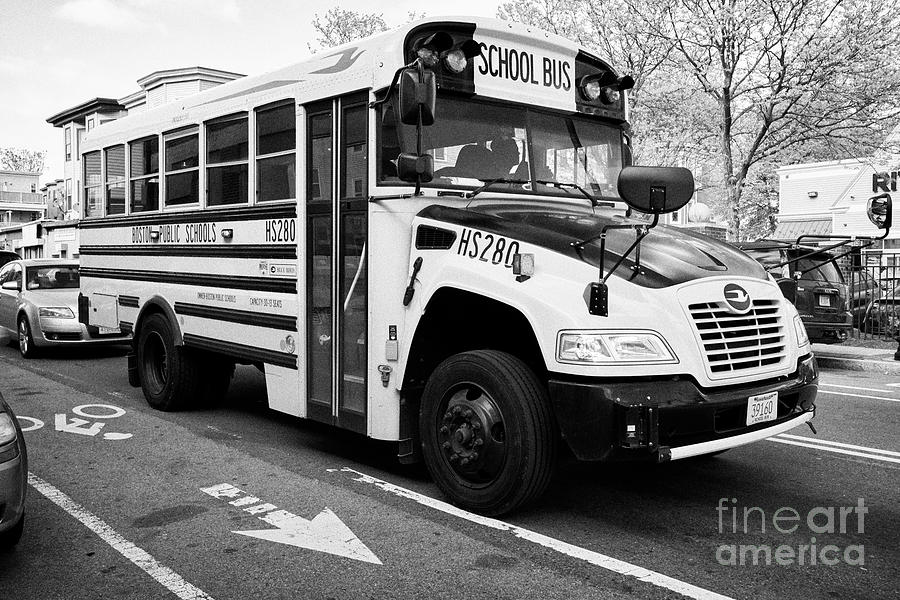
867,193,892,230
776,277,798,304
398,153,434,184
617,166,694,214
398,68,436,126
1,280,21,291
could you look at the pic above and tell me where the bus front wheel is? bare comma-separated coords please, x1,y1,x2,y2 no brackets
137,313,201,411
419,350,556,516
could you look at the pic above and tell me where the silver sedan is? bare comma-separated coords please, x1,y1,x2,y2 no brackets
0,259,131,358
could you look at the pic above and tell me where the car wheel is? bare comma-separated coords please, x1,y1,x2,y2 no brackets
0,513,24,551
419,350,557,516
137,313,202,411
17,316,37,359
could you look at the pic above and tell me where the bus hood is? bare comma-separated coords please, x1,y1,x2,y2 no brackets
418,202,767,288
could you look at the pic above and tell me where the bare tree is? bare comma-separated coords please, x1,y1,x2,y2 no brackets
0,148,45,174
630,0,900,239
309,8,389,52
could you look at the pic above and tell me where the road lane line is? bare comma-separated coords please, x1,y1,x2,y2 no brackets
767,439,900,464
336,467,734,600
820,383,893,394
817,390,900,403
776,434,900,457
28,473,216,600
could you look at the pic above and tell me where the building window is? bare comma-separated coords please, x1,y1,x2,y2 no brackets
65,179,72,211
105,145,126,215
83,151,102,217
130,136,159,212
65,128,72,162
87,118,95,131
207,113,248,206
164,128,199,207
256,102,295,202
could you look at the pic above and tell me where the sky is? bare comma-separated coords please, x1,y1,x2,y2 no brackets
0,0,502,184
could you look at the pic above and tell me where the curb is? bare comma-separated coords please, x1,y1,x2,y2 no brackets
815,355,900,374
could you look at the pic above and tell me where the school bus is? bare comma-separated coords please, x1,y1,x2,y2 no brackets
75,16,893,515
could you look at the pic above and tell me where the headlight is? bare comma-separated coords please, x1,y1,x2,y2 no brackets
0,413,17,446
39,307,75,319
793,315,809,347
557,331,676,364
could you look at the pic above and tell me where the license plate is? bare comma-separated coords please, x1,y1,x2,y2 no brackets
817,295,831,307
746,391,778,426
98,326,120,335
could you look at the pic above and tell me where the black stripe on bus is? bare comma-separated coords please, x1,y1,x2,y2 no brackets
78,204,296,230
119,321,134,335
174,302,297,332
79,267,296,294
183,333,297,370
79,245,296,259
118,295,140,308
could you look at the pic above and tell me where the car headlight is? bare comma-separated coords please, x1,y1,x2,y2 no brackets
793,315,809,347
39,307,75,319
557,331,676,364
0,413,17,446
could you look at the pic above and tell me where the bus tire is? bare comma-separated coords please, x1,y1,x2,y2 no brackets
419,350,556,516
137,313,201,411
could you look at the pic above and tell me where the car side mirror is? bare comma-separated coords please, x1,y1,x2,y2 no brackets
617,166,694,214
867,193,892,230
397,153,434,183
1,280,21,291
398,67,436,126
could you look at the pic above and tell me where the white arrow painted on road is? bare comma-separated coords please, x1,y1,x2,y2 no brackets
55,414,104,436
201,483,381,564
235,507,381,564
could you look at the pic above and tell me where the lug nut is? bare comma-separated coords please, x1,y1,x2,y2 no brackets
464,409,474,419
470,452,479,461
473,438,483,447
450,453,459,462
472,422,481,431
452,406,462,415
440,426,449,435
442,442,451,450
460,457,470,466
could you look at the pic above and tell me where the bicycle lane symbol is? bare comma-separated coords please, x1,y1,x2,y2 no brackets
53,404,133,440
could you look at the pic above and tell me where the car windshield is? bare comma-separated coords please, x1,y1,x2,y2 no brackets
378,94,624,201
25,266,79,290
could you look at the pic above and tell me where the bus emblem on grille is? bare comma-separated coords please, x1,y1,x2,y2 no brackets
724,283,751,313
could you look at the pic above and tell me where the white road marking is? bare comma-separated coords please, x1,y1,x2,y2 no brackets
72,403,126,419
16,416,44,432
768,437,900,464
817,389,900,403
55,413,105,436
820,383,894,394
335,468,733,600
28,473,215,600
776,434,900,457
200,483,381,564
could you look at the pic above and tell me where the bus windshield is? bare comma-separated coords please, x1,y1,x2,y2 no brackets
378,94,624,201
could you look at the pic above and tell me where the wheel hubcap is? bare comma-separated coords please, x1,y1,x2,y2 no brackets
438,384,506,484
18,321,28,354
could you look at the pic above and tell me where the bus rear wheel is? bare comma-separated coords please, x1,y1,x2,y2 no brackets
137,313,201,411
419,350,556,516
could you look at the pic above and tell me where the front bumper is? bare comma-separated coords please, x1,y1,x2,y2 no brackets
548,354,818,462
36,317,131,346
805,320,851,344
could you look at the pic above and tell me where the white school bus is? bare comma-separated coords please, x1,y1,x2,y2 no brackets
76,16,890,516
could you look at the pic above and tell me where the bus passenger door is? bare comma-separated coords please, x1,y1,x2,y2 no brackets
304,92,368,434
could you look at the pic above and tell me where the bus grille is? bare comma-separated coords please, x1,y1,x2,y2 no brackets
688,299,787,374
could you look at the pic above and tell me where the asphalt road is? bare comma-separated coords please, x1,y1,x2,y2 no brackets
0,341,897,600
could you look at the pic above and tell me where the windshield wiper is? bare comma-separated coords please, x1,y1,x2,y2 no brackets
534,179,599,205
465,177,531,199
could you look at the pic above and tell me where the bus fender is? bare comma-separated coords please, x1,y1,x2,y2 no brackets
133,296,184,346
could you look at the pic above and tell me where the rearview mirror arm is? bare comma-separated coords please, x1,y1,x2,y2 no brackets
572,213,660,284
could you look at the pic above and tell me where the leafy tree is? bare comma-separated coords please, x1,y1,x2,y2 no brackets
309,8,388,52
0,148,45,174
